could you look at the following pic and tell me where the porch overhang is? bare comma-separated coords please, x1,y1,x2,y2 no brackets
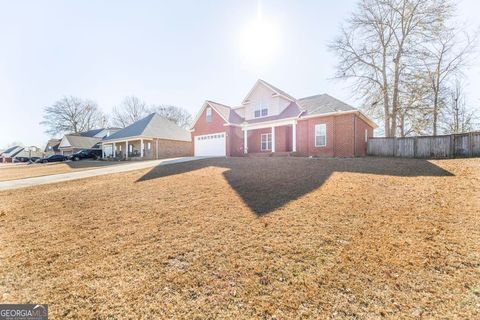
240,118,298,131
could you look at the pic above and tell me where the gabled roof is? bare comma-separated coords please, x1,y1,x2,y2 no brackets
79,128,104,137
297,94,356,115
104,113,191,142
190,100,244,129
206,101,243,124
44,139,61,152
0,146,24,158
14,148,44,158
242,79,296,104
60,135,102,149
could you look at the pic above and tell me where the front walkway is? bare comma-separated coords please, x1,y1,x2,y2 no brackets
0,157,204,191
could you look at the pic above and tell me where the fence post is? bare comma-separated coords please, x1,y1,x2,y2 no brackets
392,137,396,157
469,132,473,157
450,134,455,158
413,136,418,158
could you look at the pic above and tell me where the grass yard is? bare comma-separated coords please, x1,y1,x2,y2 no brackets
0,161,122,182
0,157,479,319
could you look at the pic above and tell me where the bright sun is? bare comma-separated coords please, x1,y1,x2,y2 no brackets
238,3,280,67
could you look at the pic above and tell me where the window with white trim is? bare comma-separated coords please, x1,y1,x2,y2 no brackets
206,107,212,122
315,124,327,147
261,133,272,151
254,106,268,118
147,142,151,150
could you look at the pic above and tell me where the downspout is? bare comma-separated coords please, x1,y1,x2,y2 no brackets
333,116,336,157
353,114,357,157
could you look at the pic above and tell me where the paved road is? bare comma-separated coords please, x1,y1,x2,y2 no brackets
0,157,205,191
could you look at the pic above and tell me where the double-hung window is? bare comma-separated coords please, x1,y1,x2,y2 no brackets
261,133,272,151
315,124,327,147
206,107,212,122
254,106,268,118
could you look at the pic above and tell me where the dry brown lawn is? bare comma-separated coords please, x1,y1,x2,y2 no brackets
0,157,479,319
0,161,121,182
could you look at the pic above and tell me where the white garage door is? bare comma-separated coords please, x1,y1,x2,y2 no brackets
195,132,226,156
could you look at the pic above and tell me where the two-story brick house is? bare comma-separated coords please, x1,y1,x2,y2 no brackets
190,79,377,157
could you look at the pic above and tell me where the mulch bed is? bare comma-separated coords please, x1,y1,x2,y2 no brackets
0,157,479,319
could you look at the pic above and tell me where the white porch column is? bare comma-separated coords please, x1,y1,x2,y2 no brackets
101,143,104,159
125,141,128,159
271,126,276,152
113,142,116,157
140,139,144,157
292,122,297,152
244,130,248,154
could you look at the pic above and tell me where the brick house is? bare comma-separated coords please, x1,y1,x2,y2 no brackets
101,113,192,160
190,79,377,157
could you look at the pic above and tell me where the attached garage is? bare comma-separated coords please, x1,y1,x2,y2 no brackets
194,132,226,157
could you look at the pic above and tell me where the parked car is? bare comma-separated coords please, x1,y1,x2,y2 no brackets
69,149,102,161
13,157,30,163
36,154,67,163
29,157,40,163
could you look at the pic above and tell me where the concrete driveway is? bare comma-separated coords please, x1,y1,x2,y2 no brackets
0,157,206,191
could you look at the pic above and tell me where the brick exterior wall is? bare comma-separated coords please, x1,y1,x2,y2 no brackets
354,115,374,156
294,113,374,157
192,106,375,157
155,138,192,158
192,106,244,156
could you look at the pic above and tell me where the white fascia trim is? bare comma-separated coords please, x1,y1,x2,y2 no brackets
101,136,155,144
190,101,231,129
241,118,298,131
298,110,378,128
241,80,295,105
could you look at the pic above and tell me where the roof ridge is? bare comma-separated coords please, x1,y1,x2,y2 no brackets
206,100,232,109
298,93,327,100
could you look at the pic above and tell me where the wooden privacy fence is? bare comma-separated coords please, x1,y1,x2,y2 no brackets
367,131,480,158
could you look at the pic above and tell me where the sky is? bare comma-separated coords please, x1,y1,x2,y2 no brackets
1,0,479,148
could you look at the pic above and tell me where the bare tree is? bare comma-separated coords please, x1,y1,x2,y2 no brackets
441,80,478,133
111,96,149,128
419,27,477,135
330,0,451,137
150,105,192,128
40,96,104,135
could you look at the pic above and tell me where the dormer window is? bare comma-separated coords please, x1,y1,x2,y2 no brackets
254,106,268,118
206,107,212,122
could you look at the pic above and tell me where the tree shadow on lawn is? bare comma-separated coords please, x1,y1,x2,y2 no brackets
136,157,454,216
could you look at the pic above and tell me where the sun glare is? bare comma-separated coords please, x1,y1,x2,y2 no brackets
238,2,280,68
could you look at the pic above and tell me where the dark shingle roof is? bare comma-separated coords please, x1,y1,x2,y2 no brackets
297,94,356,116
44,139,61,152
1,146,24,157
245,101,303,124
104,113,191,142
207,100,244,124
79,128,104,137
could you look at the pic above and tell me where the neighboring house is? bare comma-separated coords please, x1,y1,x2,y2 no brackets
13,146,45,161
58,127,120,156
0,145,24,163
102,113,192,160
44,139,61,156
190,79,377,157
